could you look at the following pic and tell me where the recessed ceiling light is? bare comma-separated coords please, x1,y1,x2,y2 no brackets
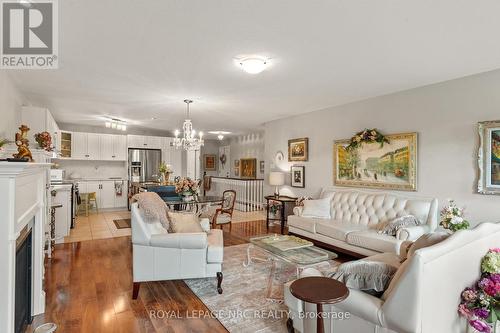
239,57,268,74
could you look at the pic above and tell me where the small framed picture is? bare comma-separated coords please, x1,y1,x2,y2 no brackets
291,165,305,188
234,167,239,177
259,160,265,174
288,138,309,161
204,154,217,171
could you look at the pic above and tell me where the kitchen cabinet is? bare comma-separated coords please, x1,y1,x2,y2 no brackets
72,132,100,160
77,180,127,209
127,134,163,149
99,134,127,161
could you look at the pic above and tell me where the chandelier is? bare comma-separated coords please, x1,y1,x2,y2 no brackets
173,99,204,151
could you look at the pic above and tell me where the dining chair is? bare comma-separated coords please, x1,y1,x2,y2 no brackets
212,190,236,231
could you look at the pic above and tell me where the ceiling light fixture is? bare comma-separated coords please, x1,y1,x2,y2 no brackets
239,57,268,74
104,118,127,131
217,134,224,141
172,99,204,151
208,131,231,135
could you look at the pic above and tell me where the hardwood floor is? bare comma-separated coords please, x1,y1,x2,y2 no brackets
26,221,288,333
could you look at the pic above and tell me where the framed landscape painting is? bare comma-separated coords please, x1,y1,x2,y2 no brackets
333,132,418,191
288,138,309,161
240,158,257,179
478,120,500,194
204,154,217,171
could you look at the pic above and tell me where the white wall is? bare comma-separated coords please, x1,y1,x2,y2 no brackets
0,72,25,141
226,132,265,178
265,69,500,225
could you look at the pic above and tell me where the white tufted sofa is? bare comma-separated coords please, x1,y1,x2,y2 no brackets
288,189,438,256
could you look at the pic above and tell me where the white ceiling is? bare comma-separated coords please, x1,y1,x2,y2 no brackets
10,0,500,137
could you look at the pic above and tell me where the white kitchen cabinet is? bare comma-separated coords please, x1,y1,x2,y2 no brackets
113,135,127,160
51,184,72,244
99,134,126,161
127,134,163,149
145,136,162,149
100,181,116,209
72,132,101,160
77,180,127,209
127,135,145,148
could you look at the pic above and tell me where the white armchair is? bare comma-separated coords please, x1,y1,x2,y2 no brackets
285,223,500,333
131,202,224,299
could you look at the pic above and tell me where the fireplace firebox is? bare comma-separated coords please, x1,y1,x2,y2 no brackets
15,226,33,333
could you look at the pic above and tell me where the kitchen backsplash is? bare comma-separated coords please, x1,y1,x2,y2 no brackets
55,160,127,179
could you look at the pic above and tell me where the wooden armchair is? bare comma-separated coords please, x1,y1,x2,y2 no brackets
212,190,236,231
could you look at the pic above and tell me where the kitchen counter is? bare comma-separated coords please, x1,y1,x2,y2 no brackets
67,178,127,181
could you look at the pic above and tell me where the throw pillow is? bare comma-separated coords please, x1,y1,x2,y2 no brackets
132,192,170,231
377,215,420,236
407,232,449,258
168,212,204,233
329,261,398,296
301,197,331,219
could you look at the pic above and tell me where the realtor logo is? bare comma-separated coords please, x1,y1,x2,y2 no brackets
1,0,58,69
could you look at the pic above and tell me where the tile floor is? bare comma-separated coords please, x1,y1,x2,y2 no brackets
64,210,131,243
64,209,266,243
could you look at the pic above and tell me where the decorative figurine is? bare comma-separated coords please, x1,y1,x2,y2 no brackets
13,125,33,161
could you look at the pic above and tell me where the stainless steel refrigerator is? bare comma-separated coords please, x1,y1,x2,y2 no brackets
128,148,162,183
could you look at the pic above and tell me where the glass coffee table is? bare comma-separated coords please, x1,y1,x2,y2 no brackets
244,235,338,302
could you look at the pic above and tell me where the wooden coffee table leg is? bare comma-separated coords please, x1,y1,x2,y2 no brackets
317,303,324,333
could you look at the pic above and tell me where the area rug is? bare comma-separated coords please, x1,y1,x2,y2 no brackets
184,244,339,333
113,218,131,229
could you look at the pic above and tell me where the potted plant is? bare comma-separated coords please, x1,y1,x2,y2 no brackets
0,138,11,151
174,177,199,201
158,162,173,184
440,199,470,232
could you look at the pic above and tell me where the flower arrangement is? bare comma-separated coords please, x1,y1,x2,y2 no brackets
174,177,199,197
440,199,470,232
345,129,390,151
158,161,172,174
268,201,281,216
34,131,53,151
458,248,500,333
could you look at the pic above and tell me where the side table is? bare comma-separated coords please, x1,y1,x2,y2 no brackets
289,276,349,333
265,195,297,234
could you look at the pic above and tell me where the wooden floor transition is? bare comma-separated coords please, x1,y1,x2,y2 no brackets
26,220,290,333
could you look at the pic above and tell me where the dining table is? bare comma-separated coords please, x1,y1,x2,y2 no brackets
162,195,224,214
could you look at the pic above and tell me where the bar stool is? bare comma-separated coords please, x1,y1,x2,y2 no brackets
79,192,98,216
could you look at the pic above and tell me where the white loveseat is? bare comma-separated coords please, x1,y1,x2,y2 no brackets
130,202,224,298
289,189,438,256
285,222,500,333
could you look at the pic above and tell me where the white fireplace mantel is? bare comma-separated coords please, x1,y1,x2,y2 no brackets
0,162,51,333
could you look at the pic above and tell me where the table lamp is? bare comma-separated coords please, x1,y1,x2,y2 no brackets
269,171,285,197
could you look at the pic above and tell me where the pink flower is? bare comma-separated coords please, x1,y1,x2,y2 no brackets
462,288,478,302
458,303,472,319
490,248,500,253
469,319,491,333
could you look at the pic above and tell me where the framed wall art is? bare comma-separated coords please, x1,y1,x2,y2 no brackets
203,154,217,171
288,138,308,161
240,158,257,179
333,132,418,191
478,120,500,194
291,165,305,188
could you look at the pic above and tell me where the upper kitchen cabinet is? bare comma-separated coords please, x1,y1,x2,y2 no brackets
21,106,60,150
72,132,100,160
99,134,127,161
127,135,162,149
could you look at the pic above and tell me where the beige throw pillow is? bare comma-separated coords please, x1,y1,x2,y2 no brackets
132,192,170,231
407,232,449,258
168,212,204,233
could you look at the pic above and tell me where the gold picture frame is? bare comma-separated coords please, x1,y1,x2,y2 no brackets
203,154,217,171
333,132,418,191
288,137,309,161
240,158,257,179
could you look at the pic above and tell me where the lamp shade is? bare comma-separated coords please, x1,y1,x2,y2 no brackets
269,172,285,186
